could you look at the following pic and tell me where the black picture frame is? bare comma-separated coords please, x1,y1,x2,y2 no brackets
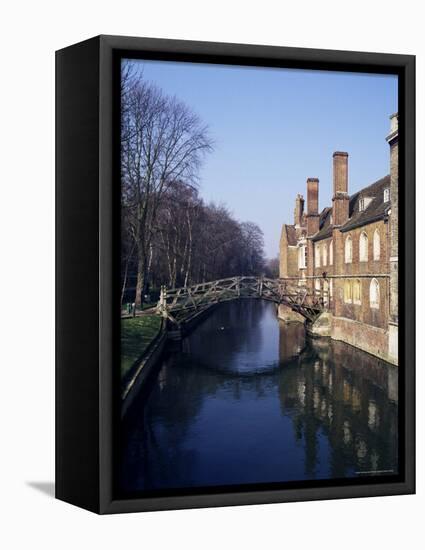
56,34,415,514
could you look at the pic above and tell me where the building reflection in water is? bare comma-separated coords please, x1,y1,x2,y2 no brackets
278,321,398,480
119,300,398,494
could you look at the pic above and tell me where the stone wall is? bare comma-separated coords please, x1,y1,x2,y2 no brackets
331,315,393,364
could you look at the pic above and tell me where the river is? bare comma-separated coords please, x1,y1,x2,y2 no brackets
119,299,398,494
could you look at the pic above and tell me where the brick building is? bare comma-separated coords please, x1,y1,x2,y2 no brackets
279,114,398,365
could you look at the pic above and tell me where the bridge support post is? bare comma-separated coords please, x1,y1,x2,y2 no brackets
306,311,332,338
158,285,169,320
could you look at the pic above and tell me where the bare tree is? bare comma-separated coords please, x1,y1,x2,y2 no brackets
121,65,213,307
239,221,265,275
265,256,280,279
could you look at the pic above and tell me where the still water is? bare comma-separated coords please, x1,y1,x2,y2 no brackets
120,300,398,493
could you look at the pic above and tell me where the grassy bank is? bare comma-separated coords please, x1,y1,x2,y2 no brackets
121,315,162,380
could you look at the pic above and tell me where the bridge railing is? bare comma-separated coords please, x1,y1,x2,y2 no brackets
156,276,328,324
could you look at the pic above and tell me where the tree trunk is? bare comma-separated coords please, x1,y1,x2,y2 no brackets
121,241,135,306
184,211,193,287
121,261,129,307
134,252,147,309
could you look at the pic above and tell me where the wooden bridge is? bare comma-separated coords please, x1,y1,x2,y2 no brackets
156,276,325,325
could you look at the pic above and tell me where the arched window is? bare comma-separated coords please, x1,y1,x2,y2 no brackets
370,278,380,309
353,279,361,304
329,240,333,265
373,229,380,261
315,245,320,268
323,243,327,266
359,232,368,262
344,280,352,303
345,235,352,263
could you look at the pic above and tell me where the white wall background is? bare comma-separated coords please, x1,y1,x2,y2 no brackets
0,1,423,548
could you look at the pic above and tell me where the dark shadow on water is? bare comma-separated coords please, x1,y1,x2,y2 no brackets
26,481,55,498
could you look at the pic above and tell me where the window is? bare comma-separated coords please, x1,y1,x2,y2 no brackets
315,245,320,268
384,188,390,202
323,243,327,266
359,232,368,262
315,278,321,295
344,280,352,303
345,235,352,263
360,197,373,211
370,278,380,309
329,278,333,298
373,229,380,261
353,279,361,304
329,240,333,265
298,244,306,269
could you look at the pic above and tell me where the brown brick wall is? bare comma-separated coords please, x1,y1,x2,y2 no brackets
332,152,350,226
333,152,348,194
287,247,299,277
336,221,389,329
307,178,319,213
332,316,390,362
279,226,300,278
312,219,389,330
279,226,289,277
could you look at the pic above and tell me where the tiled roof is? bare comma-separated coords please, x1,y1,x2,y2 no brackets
311,175,391,241
312,207,333,241
341,175,390,232
285,224,297,245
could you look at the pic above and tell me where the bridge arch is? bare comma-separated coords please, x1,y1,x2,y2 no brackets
157,275,325,326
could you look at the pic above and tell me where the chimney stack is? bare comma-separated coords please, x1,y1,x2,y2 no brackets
294,193,305,227
332,152,349,226
306,178,320,236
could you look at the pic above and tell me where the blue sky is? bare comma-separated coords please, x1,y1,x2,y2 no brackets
124,59,398,258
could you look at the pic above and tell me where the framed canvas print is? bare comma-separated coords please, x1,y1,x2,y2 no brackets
56,35,415,514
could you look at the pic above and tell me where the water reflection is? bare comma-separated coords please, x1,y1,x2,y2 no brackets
119,300,398,493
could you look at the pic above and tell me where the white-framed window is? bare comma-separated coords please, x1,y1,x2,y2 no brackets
353,279,361,304
370,278,380,309
329,278,333,298
359,198,365,212
384,188,390,202
344,280,352,303
315,278,321,295
323,243,327,266
345,235,353,263
329,240,333,265
315,245,320,268
298,244,306,269
373,229,380,261
359,231,368,262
